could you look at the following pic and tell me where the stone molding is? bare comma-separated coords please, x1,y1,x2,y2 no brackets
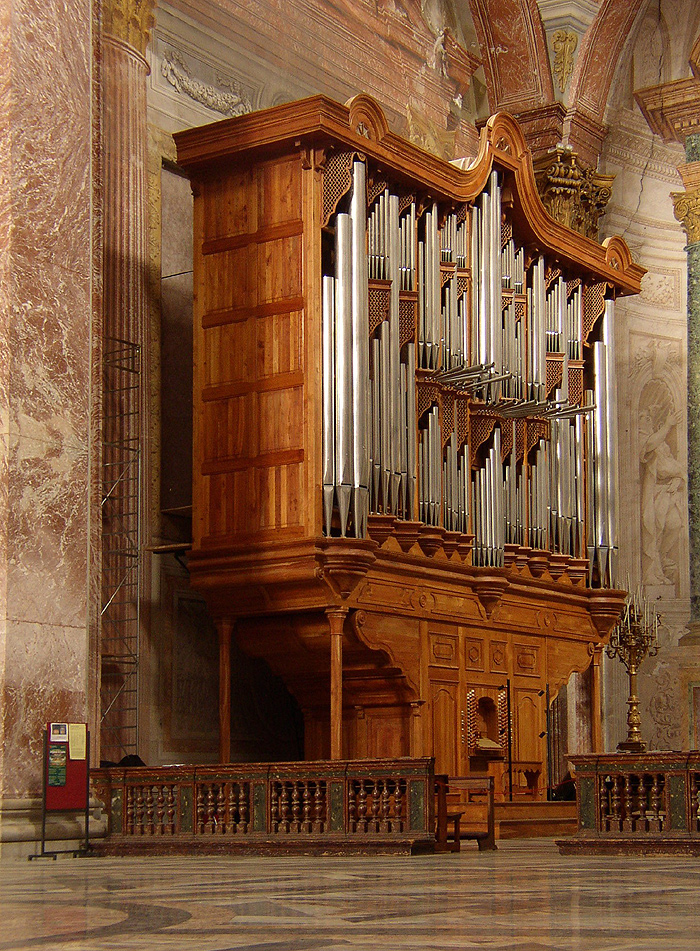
160,47,252,117
673,186,700,245
636,77,700,146
103,0,156,57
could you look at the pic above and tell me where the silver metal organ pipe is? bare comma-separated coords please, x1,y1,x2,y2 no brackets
389,192,402,512
380,319,391,512
406,344,417,519
593,341,609,582
371,336,381,511
322,275,336,535
603,298,618,583
350,161,370,538
334,212,354,536
490,172,502,401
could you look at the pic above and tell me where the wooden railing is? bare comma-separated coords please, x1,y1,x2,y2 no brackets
558,753,700,854
91,758,436,855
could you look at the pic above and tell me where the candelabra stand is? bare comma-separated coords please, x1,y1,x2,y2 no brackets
606,588,659,753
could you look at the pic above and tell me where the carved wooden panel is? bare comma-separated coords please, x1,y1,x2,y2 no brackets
490,640,508,673
514,641,541,678
464,637,484,672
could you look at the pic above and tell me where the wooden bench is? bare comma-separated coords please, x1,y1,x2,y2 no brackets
435,774,496,852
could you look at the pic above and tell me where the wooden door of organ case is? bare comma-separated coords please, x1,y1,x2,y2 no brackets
175,96,643,790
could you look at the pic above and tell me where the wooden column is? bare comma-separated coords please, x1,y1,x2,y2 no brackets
218,619,234,763
326,608,347,760
590,645,603,753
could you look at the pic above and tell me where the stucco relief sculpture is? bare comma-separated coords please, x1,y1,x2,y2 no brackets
639,389,685,591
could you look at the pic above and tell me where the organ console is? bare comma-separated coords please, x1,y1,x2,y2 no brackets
174,95,643,791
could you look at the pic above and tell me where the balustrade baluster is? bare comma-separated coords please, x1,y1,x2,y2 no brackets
636,775,648,832
196,785,206,834
622,774,634,832
313,781,325,833
227,782,238,833
156,785,165,834
302,782,312,833
348,780,357,832
217,783,226,834
271,782,280,833
610,775,622,831
279,782,290,833
648,774,661,833
146,785,155,834
166,785,176,834
599,775,610,831
394,780,404,832
357,779,368,832
206,784,217,833
370,780,381,832
126,787,135,835
291,782,302,833
380,779,391,832
239,783,249,834
135,786,146,834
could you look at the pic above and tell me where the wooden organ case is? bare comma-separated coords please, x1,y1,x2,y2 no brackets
174,96,644,797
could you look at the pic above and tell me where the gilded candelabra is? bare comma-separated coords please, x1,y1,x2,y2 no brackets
606,588,659,753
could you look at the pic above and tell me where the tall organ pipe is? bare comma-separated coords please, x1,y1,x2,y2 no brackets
334,213,354,536
350,161,370,538
322,275,336,535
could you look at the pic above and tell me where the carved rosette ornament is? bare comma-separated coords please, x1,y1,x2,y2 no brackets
103,0,156,57
534,146,613,240
672,187,700,245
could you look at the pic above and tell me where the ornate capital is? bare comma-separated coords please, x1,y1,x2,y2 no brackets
103,0,156,58
672,186,700,244
534,145,614,240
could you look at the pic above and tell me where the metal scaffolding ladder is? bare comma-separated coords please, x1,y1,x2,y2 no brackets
100,337,141,763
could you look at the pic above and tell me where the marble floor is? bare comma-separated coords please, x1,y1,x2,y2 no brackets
1,839,698,950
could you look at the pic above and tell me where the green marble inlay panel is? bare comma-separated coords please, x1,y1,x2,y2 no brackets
578,777,595,831
329,781,344,833
253,782,266,833
686,132,700,164
180,786,193,833
111,788,123,834
409,779,425,832
668,775,687,831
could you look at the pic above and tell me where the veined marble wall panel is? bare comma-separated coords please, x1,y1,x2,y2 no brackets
601,104,689,751
0,0,98,811
148,0,481,158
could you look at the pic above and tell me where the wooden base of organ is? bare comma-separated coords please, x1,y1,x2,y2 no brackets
174,94,643,792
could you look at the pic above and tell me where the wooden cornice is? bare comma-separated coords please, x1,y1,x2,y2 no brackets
175,94,644,296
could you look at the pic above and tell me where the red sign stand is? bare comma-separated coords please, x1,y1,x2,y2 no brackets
29,723,91,860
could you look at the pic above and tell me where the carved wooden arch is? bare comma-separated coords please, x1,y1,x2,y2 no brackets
345,94,390,143
468,0,554,113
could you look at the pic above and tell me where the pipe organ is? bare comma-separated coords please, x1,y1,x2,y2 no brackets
175,96,643,790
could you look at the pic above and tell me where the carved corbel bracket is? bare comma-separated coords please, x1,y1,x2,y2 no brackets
315,537,377,601
587,589,628,641
473,575,510,620
672,186,700,244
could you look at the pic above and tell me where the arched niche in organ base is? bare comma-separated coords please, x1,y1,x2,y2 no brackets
174,95,643,793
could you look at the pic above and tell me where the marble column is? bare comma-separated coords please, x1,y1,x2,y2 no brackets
636,79,700,642
673,145,700,639
100,0,154,763
0,0,102,857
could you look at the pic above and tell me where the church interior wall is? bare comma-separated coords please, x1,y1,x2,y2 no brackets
3,0,700,857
